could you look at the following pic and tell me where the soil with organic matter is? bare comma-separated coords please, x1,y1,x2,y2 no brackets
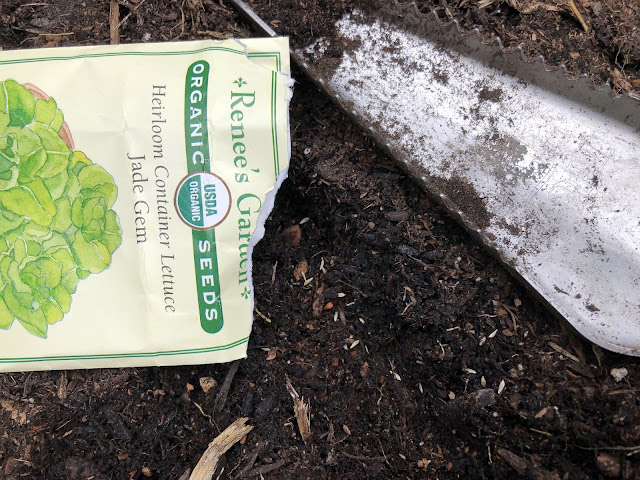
1,1,640,479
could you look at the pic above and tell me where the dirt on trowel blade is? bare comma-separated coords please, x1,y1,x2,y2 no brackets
230,0,640,356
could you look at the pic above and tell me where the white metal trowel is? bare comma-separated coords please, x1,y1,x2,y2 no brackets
231,0,640,356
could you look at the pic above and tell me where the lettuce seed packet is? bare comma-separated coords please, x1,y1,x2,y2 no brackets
0,38,291,372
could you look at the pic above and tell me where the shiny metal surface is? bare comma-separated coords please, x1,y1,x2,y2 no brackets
230,0,640,355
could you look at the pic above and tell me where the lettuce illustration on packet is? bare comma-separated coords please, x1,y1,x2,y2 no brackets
0,80,121,338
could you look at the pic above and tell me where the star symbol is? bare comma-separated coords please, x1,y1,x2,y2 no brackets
234,77,247,88
241,286,251,299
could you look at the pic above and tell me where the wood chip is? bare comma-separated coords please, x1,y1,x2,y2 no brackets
592,343,605,366
214,360,240,413
189,418,253,480
281,224,301,247
311,285,324,317
292,259,308,281
285,377,311,445
611,68,633,93
57,372,68,400
243,458,286,477
497,448,561,480
534,406,552,419
199,377,218,394
596,453,621,478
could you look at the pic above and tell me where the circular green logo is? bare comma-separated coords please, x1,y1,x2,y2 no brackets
174,172,231,230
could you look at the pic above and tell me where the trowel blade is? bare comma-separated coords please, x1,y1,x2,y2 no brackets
231,1,640,356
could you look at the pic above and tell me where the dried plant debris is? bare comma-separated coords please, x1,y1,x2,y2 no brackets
189,418,253,480
286,377,311,445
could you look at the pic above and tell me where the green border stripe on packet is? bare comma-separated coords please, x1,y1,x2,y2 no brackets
0,337,249,364
0,46,246,64
271,71,279,177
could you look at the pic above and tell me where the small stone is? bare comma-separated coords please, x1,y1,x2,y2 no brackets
610,367,628,382
471,388,496,408
141,466,152,477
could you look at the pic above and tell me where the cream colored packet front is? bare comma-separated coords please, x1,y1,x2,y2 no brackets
0,38,291,372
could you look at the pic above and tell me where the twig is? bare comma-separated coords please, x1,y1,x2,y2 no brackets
497,448,561,480
548,341,580,363
189,418,253,480
214,360,241,412
342,452,386,462
573,444,640,452
109,0,120,45
193,401,214,425
567,0,589,32
408,255,436,270
244,459,286,477
254,308,272,324
11,27,74,35
336,277,368,298
116,0,150,30
234,441,265,479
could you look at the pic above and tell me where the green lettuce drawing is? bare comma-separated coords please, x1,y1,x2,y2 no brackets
0,80,121,338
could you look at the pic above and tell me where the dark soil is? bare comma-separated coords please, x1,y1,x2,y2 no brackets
1,1,640,479
251,0,640,93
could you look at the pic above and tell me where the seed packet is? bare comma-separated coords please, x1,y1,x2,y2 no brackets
0,38,291,371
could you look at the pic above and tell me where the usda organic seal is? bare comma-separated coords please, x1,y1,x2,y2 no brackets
175,172,231,230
